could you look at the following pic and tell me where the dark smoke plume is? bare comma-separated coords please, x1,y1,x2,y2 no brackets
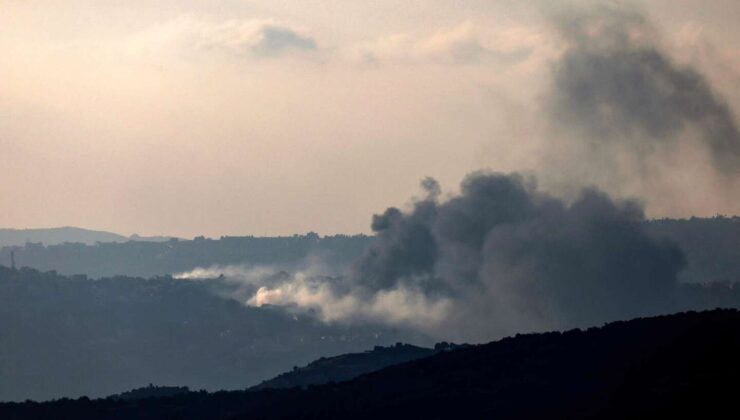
548,6,740,175
242,172,686,341
343,172,685,340
240,6,739,341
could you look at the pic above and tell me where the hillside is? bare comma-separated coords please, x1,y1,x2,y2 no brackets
0,266,422,401
1,309,738,419
252,343,440,390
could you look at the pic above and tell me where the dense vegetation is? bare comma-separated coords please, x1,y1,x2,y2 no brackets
1,309,737,419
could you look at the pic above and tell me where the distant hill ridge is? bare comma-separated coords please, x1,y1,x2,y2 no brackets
107,385,190,401
0,227,128,247
0,232,373,278
0,227,176,247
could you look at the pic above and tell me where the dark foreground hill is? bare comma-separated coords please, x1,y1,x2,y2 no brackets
2,309,738,419
107,385,191,401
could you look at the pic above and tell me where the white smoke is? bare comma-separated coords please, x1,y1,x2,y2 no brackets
174,263,452,331
249,273,451,328
174,264,276,283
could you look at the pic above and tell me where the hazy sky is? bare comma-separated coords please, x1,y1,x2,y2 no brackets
2,1,739,238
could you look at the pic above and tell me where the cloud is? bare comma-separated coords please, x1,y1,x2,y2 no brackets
252,25,317,56
527,4,740,221
128,16,317,59
547,5,740,175
349,22,537,65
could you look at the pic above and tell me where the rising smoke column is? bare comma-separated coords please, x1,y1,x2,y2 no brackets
351,172,685,340
250,172,686,341
247,6,731,341
549,6,740,173
542,6,740,215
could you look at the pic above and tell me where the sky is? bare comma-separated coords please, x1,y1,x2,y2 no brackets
2,0,739,238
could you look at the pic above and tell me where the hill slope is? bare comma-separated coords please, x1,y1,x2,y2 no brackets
252,343,440,390
1,309,738,419
0,266,421,401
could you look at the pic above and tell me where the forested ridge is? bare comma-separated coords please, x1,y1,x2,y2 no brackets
1,218,737,283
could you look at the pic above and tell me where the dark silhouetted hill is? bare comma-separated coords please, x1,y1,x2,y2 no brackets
107,385,190,401
252,343,441,390
1,309,738,419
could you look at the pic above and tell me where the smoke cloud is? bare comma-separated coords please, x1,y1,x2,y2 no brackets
205,173,685,342
181,6,735,342
175,263,451,330
550,6,740,172
354,172,685,339
543,5,740,214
